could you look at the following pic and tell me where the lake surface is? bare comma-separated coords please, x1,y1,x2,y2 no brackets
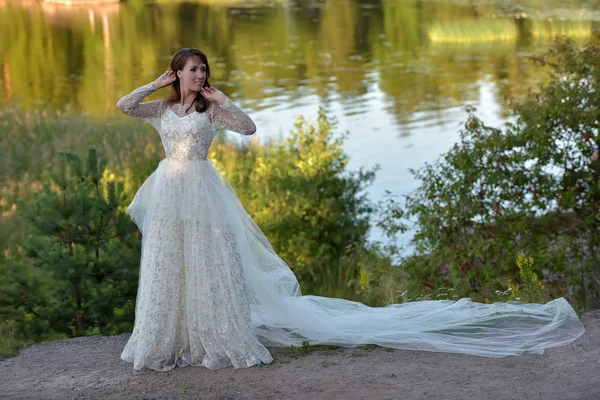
1,0,598,251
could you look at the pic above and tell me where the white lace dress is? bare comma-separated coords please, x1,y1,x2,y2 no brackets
117,83,586,373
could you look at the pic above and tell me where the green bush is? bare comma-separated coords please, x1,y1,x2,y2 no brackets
0,148,140,340
373,37,599,311
211,109,380,298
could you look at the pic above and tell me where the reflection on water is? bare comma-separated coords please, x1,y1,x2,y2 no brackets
1,0,598,248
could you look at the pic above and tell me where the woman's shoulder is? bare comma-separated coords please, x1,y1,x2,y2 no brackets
142,98,168,115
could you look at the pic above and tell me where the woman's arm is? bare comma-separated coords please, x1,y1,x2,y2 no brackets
206,90,257,136
116,71,175,122
116,82,163,120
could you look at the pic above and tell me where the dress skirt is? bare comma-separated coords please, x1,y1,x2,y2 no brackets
121,158,277,371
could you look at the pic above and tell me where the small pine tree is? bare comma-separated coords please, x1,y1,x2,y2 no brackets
0,147,140,339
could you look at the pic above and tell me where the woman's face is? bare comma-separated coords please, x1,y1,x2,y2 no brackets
177,55,206,94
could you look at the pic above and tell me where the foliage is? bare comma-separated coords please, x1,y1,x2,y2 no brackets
0,148,140,340
374,37,600,312
211,109,379,298
0,106,163,264
0,320,32,358
504,256,545,303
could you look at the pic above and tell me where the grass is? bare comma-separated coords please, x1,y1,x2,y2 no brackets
0,321,33,358
285,340,341,357
285,340,393,359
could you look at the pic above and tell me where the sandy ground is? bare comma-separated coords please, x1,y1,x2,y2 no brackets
0,310,598,400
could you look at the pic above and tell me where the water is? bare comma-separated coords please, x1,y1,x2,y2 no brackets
1,0,598,250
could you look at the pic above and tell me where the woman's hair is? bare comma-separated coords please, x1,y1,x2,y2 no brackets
168,48,211,113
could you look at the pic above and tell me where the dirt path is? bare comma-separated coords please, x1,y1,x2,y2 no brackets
1,310,598,400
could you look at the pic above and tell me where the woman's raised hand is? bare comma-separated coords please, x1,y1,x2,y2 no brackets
200,87,227,105
152,70,176,89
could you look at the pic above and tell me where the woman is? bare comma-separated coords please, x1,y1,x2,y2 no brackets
117,48,585,372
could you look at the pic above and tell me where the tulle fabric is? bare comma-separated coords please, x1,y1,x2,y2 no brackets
125,157,585,366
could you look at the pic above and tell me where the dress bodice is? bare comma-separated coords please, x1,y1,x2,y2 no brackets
116,83,256,161
158,106,216,160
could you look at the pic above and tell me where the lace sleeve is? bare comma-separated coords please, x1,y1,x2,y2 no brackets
116,82,164,123
209,97,257,136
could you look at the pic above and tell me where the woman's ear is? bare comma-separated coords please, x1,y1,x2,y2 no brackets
177,70,182,79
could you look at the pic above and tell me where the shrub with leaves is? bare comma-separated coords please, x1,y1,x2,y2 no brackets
375,37,599,311
504,256,545,304
211,109,379,298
